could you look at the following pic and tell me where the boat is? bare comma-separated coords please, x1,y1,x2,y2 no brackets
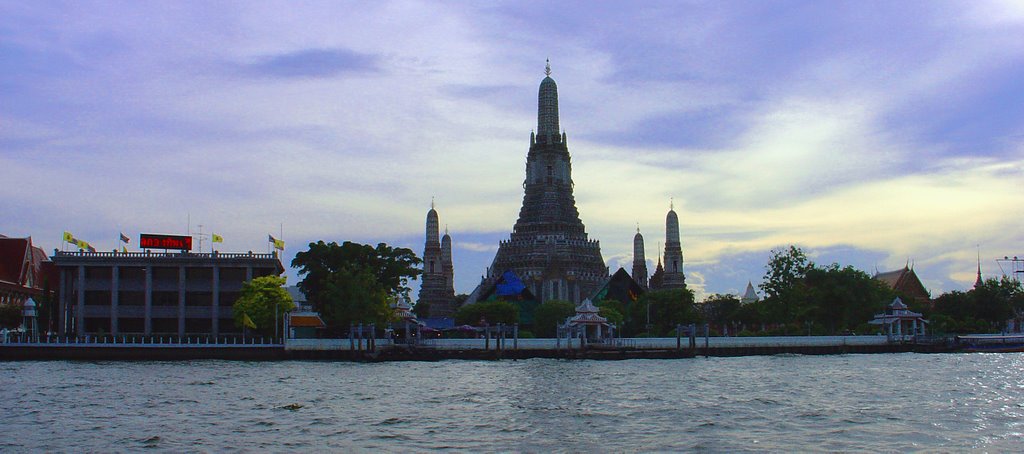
955,334,1024,353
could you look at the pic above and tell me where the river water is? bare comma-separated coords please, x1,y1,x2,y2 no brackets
3,353,1023,452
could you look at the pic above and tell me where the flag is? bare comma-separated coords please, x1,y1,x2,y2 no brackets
212,233,223,243
269,235,284,250
76,239,89,250
122,246,128,253
241,312,257,329
120,232,130,243
86,245,96,253
63,231,74,243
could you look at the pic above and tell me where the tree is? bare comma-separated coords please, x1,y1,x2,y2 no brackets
0,303,22,330
532,300,575,337
804,264,892,334
291,241,421,331
412,301,430,319
232,275,295,336
595,299,627,331
454,300,519,326
700,294,742,334
760,246,814,331
633,289,699,336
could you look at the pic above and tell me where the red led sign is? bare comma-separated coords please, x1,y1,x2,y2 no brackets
139,234,192,251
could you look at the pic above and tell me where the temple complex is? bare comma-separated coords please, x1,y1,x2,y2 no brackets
417,203,456,317
473,62,608,304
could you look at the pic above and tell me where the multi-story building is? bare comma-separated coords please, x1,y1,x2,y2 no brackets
52,249,283,338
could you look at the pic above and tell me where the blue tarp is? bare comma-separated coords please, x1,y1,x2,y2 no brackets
496,270,527,296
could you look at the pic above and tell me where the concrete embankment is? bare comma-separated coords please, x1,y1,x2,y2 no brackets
0,336,956,361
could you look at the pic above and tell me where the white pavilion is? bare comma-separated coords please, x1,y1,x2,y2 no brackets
869,297,928,340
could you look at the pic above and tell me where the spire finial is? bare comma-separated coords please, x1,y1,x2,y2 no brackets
445,224,449,235
637,222,640,234
431,196,435,210
545,59,551,76
670,197,674,211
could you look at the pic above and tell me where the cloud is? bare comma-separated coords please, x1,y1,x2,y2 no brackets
235,48,380,79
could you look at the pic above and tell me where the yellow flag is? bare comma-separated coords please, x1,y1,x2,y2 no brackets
241,312,257,329
122,246,128,253
63,231,74,243
76,239,90,250
212,233,223,243
269,235,284,250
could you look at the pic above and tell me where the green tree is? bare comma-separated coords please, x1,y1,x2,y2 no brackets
291,241,421,331
760,246,814,331
633,289,699,336
232,275,295,336
804,264,892,334
532,300,575,337
0,303,22,330
454,300,519,326
412,301,430,319
700,294,742,327
595,299,627,331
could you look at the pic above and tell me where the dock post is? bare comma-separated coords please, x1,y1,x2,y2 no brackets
676,324,682,351
705,323,710,356
485,326,490,351
370,323,376,352
349,324,354,351
358,323,364,352
513,323,519,350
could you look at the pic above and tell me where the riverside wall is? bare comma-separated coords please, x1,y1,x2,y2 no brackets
0,335,956,361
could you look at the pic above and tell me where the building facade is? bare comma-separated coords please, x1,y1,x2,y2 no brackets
52,250,283,337
477,62,608,304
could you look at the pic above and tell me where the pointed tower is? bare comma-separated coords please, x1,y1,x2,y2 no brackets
659,201,686,289
441,226,456,299
632,226,649,289
649,245,665,290
418,202,455,317
480,61,608,304
974,249,984,289
741,281,759,304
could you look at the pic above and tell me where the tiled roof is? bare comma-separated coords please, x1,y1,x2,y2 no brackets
0,237,31,284
290,314,326,328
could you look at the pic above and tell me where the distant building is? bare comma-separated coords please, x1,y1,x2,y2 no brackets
52,249,283,337
417,203,456,317
590,267,645,307
873,265,930,306
465,270,541,326
741,282,759,305
631,227,649,289
0,235,56,310
651,203,686,290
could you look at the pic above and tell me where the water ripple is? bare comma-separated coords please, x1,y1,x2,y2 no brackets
2,353,1024,451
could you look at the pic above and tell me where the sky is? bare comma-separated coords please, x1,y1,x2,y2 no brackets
2,0,1023,302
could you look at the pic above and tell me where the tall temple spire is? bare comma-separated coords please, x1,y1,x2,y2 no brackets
473,65,607,305
975,246,984,288
419,202,456,317
658,201,686,289
632,226,649,289
537,60,560,139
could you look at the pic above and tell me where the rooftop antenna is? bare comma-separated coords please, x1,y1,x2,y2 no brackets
545,59,551,76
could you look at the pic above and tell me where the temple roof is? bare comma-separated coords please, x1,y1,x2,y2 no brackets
742,282,759,303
